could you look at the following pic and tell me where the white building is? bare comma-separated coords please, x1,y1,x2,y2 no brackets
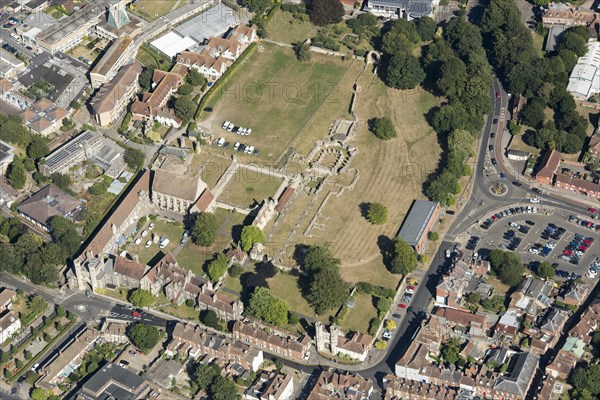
567,41,600,101
0,311,21,344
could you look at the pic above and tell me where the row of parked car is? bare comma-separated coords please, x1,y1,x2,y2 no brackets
222,121,252,136
568,214,600,231
480,206,538,230
587,257,600,278
560,233,594,266
215,137,259,155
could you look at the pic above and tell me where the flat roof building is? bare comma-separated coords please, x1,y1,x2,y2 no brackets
0,48,26,78
41,130,103,175
68,361,148,400
397,199,439,253
89,35,136,88
0,140,15,170
365,0,439,20
567,41,600,101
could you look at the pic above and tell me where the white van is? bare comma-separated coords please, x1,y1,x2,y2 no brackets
159,238,170,249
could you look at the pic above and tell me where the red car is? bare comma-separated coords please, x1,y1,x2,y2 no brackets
132,311,141,317
579,246,588,252
564,249,573,256
589,207,597,214
496,91,501,98
491,215,498,221
398,303,407,309
584,239,592,245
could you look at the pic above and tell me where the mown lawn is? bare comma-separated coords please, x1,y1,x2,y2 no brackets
339,293,377,334
129,221,184,265
218,169,283,209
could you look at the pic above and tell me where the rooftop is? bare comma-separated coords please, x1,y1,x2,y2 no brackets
174,3,238,44
72,361,147,400
397,200,438,247
17,184,82,227
90,35,133,78
90,62,142,114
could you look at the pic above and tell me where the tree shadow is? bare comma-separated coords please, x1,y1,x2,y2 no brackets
358,202,371,220
239,261,278,303
292,244,310,269
231,224,244,244
377,235,394,270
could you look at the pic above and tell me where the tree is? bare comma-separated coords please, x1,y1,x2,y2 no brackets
31,388,49,400
385,319,396,330
200,309,221,330
206,253,228,282
370,117,397,140
48,216,81,259
127,323,163,353
191,212,218,246
374,339,387,350
293,42,311,62
209,375,240,400
195,363,221,390
239,0,272,13
302,245,340,273
186,69,206,86
309,0,344,26
384,52,425,90
307,268,348,314
27,135,49,159
288,311,299,325
128,289,154,307
240,226,266,251
139,67,154,91
376,297,391,313
382,19,421,55
428,231,439,241
124,148,145,170
56,305,66,318
557,30,588,57
414,16,436,41
535,262,554,280
50,172,72,193
386,238,418,275
366,202,387,225
440,337,462,365
437,57,468,99
247,287,289,326
173,96,196,121
8,158,26,189
520,98,545,128
490,250,525,287
177,83,194,95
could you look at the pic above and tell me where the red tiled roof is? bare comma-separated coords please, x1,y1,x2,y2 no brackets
275,186,294,212
535,150,561,180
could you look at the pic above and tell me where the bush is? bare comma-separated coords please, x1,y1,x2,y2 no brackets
368,318,381,335
185,299,195,308
229,264,242,278
370,117,397,140
177,83,194,95
366,202,387,224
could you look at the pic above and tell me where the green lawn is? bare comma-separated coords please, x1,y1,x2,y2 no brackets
218,169,283,209
131,0,188,21
267,273,335,320
190,153,231,190
267,11,318,45
223,275,243,294
339,293,377,334
204,42,350,161
129,221,184,265
176,209,247,274
157,303,200,322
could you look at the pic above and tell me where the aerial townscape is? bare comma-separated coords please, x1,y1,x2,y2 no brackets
0,0,600,399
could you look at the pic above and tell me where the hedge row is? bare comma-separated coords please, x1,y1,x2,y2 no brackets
194,42,258,121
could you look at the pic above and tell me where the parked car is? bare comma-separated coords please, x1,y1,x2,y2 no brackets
148,223,154,230
145,240,152,248
134,238,142,245
529,198,540,203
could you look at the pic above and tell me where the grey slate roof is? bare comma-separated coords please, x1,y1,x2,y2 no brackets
74,362,147,400
369,0,433,17
397,200,438,246
494,351,539,396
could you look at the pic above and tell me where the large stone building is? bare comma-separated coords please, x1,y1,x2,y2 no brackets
314,322,373,362
307,370,374,400
151,169,206,214
90,62,142,127
89,35,136,89
233,320,311,361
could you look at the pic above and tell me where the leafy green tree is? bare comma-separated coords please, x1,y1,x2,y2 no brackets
437,57,468,99
382,19,421,54
293,42,311,62
191,212,218,246
124,148,145,170
56,305,66,318
48,216,81,259
206,253,228,282
195,363,221,390
366,202,387,225
239,0,272,13
374,339,387,350
31,388,49,400
50,173,72,192
428,231,439,241
414,16,436,41
384,52,425,90
128,289,154,307
200,309,222,330
186,69,206,86
557,30,588,57
535,262,554,280
302,245,340,273
376,297,391,313
309,0,344,26
127,323,164,353
173,96,196,121
307,268,348,314
288,311,299,325
27,135,49,159
209,375,240,400
440,337,462,365
8,158,26,189
247,287,289,326
490,250,525,287
520,99,545,128
177,83,194,95
240,226,266,251
139,67,154,91
370,117,397,140
386,238,418,275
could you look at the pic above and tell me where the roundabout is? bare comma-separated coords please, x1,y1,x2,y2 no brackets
489,182,508,196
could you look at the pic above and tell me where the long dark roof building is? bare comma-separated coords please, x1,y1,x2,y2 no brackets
397,200,439,252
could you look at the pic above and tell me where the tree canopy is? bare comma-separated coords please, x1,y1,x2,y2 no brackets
366,202,388,225
206,253,228,282
302,245,340,273
128,289,154,307
127,323,164,353
384,52,425,90
370,117,397,140
535,262,554,280
240,225,266,251
386,238,418,275
8,158,26,190
186,69,207,86
173,96,196,121
247,287,289,326
414,16,436,41
309,0,344,26
191,212,218,246
307,267,349,314
124,148,145,170
490,250,525,287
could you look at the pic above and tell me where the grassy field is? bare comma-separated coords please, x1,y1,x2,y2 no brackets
131,0,186,21
157,303,200,322
176,209,247,274
128,221,184,265
267,273,334,319
340,293,377,333
267,11,318,44
189,152,231,189
200,42,351,162
268,69,442,287
218,169,283,209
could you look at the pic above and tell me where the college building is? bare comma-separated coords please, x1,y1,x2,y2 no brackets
397,199,440,253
